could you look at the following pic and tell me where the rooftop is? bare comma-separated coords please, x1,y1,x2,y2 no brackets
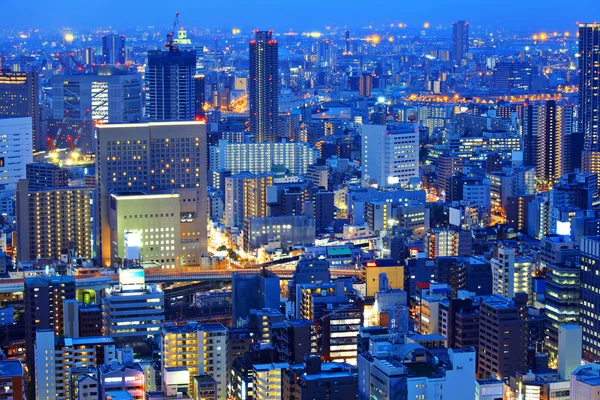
0,360,23,378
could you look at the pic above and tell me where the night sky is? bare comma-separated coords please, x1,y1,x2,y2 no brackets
2,0,598,31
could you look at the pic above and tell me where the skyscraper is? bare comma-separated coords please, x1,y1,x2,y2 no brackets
523,101,574,189
50,68,143,123
25,276,76,376
16,180,93,262
147,49,196,121
95,121,207,267
0,117,33,194
249,30,279,142
0,70,41,150
361,123,419,188
580,236,600,361
579,24,600,177
452,21,469,63
102,34,126,65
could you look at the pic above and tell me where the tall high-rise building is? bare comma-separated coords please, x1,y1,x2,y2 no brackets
361,123,419,188
147,49,196,121
478,294,528,380
194,74,206,118
95,121,207,267
491,246,533,301
579,24,600,177
0,70,41,150
224,172,273,228
452,21,469,62
102,34,126,65
16,180,93,262
0,117,32,195
249,31,279,142
161,323,228,399
359,72,372,97
26,162,69,190
580,236,600,361
523,101,574,189
24,276,76,375
544,262,580,362
493,62,533,92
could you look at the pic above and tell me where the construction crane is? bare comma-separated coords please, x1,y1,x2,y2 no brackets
165,12,180,51
47,110,70,152
68,109,91,151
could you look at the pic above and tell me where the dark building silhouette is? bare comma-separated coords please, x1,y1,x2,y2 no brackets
452,21,469,63
249,31,279,142
102,34,126,65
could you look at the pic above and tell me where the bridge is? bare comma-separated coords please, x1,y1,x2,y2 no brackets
0,267,361,293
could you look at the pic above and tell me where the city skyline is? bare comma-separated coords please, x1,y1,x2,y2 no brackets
1,0,599,30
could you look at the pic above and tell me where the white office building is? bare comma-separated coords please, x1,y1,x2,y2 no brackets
217,140,318,175
491,246,533,300
361,123,419,188
102,268,164,340
0,117,32,196
34,329,115,400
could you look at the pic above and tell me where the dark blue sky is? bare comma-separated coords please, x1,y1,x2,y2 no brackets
2,0,598,31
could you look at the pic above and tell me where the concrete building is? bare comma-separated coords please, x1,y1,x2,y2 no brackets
96,121,207,267
34,330,115,400
107,192,181,267
252,363,289,400
361,124,419,188
99,363,145,400
423,228,472,258
306,164,329,190
243,215,315,253
193,375,217,400
0,117,32,195
225,173,273,228
437,154,463,195
50,68,143,123
475,379,506,400
217,140,317,175
161,322,228,399
232,270,280,327
571,363,600,400
478,294,528,380
491,246,533,300
249,31,279,142
580,236,600,361
544,263,580,360
296,279,362,364
284,357,356,400
358,343,476,400
25,162,69,189
24,275,76,375
362,259,404,297
102,34,126,64
102,268,164,341
0,70,40,150
0,360,24,400
16,180,93,262
579,23,600,179
146,49,196,121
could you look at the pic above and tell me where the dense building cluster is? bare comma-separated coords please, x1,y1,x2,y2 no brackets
0,14,598,400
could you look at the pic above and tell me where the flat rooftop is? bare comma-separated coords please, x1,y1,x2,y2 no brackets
0,360,23,378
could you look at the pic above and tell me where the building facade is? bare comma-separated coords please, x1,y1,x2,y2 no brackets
249,31,279,142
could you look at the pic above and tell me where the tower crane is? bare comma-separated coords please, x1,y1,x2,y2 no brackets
68,109,91,151
165,12,180,51
47,110,70,152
